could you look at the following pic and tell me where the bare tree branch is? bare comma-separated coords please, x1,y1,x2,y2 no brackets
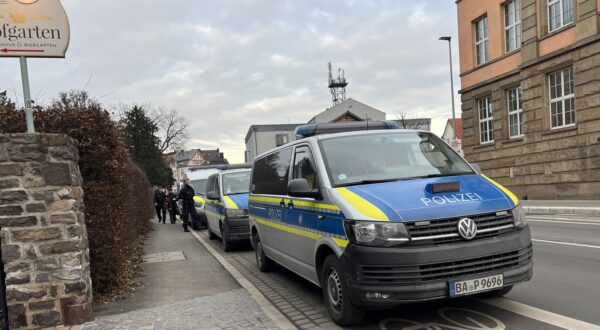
152,107,188,153
395,112,424,130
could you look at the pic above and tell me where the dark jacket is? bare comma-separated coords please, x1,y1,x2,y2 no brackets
167,192,178,206
154,190,166,205
178,184,196,203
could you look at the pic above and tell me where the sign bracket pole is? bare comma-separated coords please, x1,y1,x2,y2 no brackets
19,56,35,134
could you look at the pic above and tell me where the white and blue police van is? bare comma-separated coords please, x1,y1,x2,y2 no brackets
248,121,532,325
205,168,252,251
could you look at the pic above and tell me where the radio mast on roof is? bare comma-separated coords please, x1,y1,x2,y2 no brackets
328,62,348,106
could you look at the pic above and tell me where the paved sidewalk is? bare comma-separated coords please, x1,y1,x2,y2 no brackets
77,219,279,329
523,200,600,216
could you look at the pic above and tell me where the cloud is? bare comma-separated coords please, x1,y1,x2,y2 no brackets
0,0,460,163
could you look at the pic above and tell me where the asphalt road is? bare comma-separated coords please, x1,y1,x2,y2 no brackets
199,213,600,329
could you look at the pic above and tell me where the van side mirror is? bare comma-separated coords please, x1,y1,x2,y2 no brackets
471,164,482,174
206,191,220,200
288,179,322,200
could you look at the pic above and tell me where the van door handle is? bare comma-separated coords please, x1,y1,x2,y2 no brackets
317,215,325,220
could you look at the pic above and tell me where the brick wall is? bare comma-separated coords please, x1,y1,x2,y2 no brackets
0,134,93,329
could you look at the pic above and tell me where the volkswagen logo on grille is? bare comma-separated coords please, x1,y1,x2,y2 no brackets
457,218,477,240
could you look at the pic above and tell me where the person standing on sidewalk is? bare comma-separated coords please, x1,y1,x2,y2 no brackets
166,187,179,224
154,187,167,224
178,178,197,232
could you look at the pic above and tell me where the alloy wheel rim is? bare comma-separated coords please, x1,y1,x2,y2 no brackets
327,269,343,311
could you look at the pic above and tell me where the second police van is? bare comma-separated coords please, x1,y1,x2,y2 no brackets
248,122,533,325
205,168,252,251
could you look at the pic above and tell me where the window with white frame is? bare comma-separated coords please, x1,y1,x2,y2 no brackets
475,16,489,66
549,67,575,128
505,0,521,52
507,87,523,138
275,133,289,147
548,0,574,32
478,96,494,143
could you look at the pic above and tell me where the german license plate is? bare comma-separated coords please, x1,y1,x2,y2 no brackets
449,274,503,297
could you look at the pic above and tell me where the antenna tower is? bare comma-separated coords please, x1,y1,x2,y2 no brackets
328,62,348,106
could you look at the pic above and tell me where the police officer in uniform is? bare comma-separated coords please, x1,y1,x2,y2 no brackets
178,178,197,232
166,188,178,224
154,187,167,223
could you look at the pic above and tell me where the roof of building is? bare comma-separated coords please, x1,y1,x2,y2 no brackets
245,123,304,144
443,119,463,139
308,98,385,123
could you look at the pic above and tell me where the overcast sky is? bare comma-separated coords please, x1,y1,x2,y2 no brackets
1,0,460,163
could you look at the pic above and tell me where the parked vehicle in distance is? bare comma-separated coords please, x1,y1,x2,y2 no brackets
205,168,252,251
182,163,252,230
248,121,532,326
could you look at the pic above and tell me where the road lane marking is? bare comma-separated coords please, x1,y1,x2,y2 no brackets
528,219,600,226
532,239,600,249
188,228,298,330
480,297,600,330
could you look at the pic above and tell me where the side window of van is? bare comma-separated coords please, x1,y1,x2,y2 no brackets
252,148,292,195
293,146,318,190
207,175,220,196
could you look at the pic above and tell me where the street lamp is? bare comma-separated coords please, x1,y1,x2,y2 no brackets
439,36,457,140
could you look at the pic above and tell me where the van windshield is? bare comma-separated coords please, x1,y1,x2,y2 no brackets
222,171,251,195
319,132,474,187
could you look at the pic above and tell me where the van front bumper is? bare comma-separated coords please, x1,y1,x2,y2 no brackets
340,226,533,307
224,217,251,241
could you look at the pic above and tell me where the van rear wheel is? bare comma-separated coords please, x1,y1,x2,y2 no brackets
321,255,365,326
254,234,274,272
221,226,232,252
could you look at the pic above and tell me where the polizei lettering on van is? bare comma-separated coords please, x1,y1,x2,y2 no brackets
420,193,483,206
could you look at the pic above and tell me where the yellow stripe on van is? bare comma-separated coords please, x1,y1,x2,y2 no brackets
335,188,389,221
251,216,348,248
249,195,340,212
223,196,239,209
482,174,519,206
193,196,205,204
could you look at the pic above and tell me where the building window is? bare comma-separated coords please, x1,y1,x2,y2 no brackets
478,96,494,143
549,67,575,128
507,87,523,138
275,134,289,147
475,16,489,66
504,0,521,52
548,0,574,32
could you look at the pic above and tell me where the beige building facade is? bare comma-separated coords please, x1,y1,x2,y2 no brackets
457,0,600,199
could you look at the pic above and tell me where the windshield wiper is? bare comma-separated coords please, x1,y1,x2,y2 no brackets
337,178,403,187
411,172,474,179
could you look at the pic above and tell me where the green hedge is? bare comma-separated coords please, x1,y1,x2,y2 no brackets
0,99,153,299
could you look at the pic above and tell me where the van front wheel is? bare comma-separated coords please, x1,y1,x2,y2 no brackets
254,234,274,272
321,255,365,326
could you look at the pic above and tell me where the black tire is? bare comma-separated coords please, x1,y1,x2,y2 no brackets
208,226,218,240
191,219,199,231
221,226,233,252
254,234,274,272
480,285,513,298
321,255,365,326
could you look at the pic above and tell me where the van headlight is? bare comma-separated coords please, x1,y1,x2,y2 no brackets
512,204,527,228
225,209,248,219
345,220,410,247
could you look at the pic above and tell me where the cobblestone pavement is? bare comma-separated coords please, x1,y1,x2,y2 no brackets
81,289,279,330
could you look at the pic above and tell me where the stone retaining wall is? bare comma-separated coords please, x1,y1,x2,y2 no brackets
0,134,93,329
